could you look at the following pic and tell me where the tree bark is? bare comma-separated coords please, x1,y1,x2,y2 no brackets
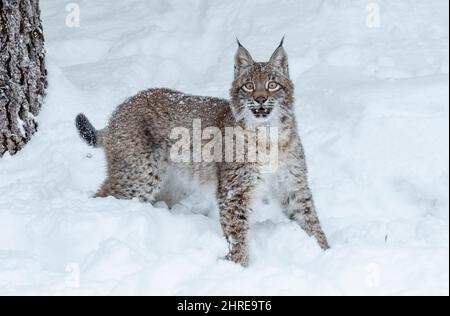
0,0,47,157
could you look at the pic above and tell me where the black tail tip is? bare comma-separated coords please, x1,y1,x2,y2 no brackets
75,113,98,147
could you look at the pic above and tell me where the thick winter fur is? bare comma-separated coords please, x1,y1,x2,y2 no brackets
76,40,329,266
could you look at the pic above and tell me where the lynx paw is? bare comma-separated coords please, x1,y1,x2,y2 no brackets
318,236,330,250
225,248,249,267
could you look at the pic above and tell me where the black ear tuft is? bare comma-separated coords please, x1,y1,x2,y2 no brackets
236,37,244,48
234,39,254,78
278,35,285,48
269,37,289,76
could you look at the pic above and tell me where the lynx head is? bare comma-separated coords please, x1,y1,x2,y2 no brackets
231,38,294,126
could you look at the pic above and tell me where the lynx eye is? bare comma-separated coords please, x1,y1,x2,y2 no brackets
242,82,255,92
267,81,281,92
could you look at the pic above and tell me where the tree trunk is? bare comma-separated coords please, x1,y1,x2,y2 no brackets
0,0,47,157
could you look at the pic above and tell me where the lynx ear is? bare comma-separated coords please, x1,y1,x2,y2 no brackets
269,37,289,76
234,39,254,78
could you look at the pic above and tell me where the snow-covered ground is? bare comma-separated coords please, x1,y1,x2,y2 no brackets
0,0,448,295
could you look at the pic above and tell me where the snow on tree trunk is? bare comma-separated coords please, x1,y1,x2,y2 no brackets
0,0,47,157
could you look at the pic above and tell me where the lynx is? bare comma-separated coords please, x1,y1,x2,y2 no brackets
75,39,329,266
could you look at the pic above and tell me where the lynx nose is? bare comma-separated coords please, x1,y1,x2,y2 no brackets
255,96,268,105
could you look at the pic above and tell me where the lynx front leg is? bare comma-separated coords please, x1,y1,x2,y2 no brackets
280,153,330,250
284,191,330,250
218,164,257,267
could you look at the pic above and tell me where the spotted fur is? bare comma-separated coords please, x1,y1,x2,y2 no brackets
75,40,329,266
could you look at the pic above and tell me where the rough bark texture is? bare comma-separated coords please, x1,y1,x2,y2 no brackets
0,0,47,157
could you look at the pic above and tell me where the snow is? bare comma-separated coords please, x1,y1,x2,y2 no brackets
0,0,448,295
